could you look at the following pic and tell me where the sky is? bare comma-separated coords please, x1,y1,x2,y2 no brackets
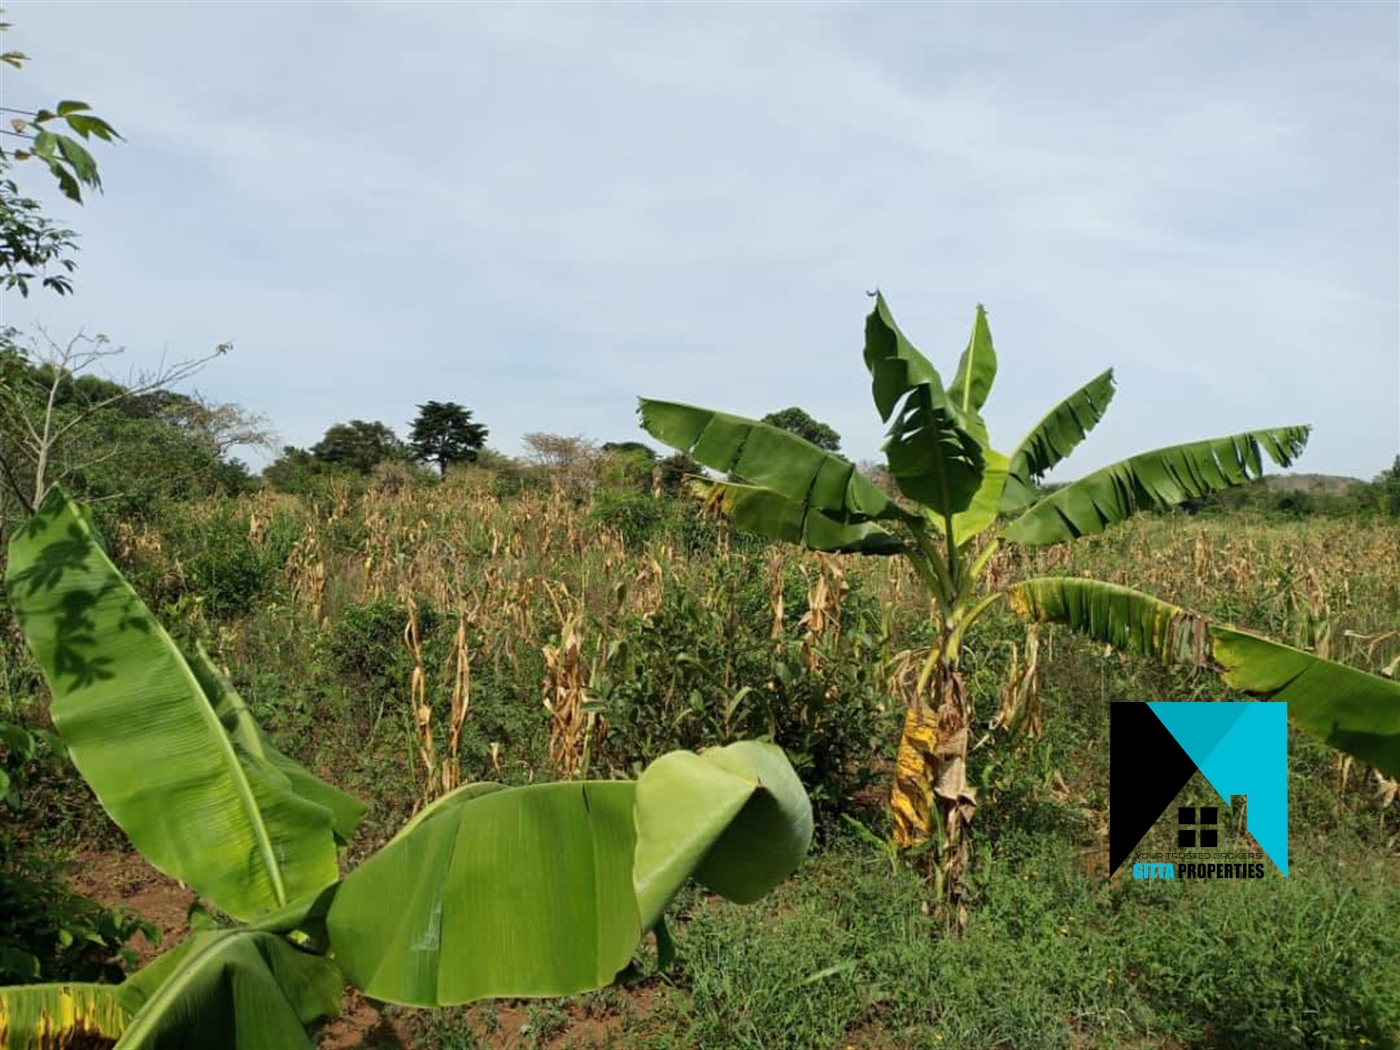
1,2,1397,481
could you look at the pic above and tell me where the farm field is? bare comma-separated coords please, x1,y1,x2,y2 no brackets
5,479,1398,1049
2,7,1398,1049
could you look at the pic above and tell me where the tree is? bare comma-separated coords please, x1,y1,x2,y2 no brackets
656,451,704,496
761,406,842,452
408,401,488,478
2,487,813,1046
522,432,602,499
601,441,655,459
0,14,121,296
0,327,233,519
640,293,1400,903
1371,455,1400,517
310,420,404,475
260,445,321,494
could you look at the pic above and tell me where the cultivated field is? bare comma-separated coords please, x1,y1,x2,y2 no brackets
4,478,1399,1049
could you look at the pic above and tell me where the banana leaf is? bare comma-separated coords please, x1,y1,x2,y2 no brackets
948,303,998,414
5,486,345,921
326,742,812,1006
950,448,1009,548
633,740,813,929
113,931,342,1050
1001,369,1115,511
1007,576,1400,777
863,294,986,514
1001,427,1310,546
0,982,128,1050
187,644,365,844
638,399,907,523
694,479,907,555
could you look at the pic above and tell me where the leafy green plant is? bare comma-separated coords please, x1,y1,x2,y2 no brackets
0,720,158,987
639,294,1400,897
0,487,813,1048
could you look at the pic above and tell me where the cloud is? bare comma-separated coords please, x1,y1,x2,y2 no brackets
2,1,1395,476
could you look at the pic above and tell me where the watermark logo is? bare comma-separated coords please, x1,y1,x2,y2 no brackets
1109,702,1287,878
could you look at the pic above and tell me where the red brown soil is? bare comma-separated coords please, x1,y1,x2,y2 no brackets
65,846,197,965
318,990,414,1049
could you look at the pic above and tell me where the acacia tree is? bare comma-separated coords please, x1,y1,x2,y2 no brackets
640,293,1400,901
761,406,842,452
409,400,488,478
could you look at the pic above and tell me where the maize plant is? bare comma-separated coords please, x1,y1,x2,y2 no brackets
0,487,813,1049
640,293,1400,899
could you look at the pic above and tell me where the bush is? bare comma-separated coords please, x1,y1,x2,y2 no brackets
589,491,667,552
325,597,437,731
592,557,892,830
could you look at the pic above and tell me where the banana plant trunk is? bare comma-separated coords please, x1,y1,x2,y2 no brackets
891,654,976,912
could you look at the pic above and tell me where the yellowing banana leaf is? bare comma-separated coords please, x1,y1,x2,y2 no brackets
1001,427,1310,546
113,931,342,1050
1007,576,1400,777
638,399,908,522
695,479,907,555
326,781,641,1006
0,982,128,1050
948,303,998,415
5,486,343,921
633,740,813,930
1001,369,1115,512
863,294,986,515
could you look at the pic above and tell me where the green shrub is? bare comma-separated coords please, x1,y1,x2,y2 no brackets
325,597,438,731
593,559,892,830
590,491,668,552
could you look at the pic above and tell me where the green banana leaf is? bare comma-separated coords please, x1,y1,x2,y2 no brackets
0,981,128,1050
948,303,998,415
5,486,345,921
950,448,1009,548
326,742,812,1007
693,479,907,555
327,780,640,1006
1000,426,1311,546
1007,576,1400,777
633,740,813,929
863,294,986,515
637,399,907,523
113,931,343,1050
187,644,366,844
1001,369,1116,512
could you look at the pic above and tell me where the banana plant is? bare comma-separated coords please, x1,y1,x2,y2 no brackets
639,293,1400,894
0,487,813,1049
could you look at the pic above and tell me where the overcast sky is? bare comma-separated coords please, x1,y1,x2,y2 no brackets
1,2,1396,480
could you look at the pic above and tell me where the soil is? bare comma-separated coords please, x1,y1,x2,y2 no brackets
318,990,414,1050
65,846,197,965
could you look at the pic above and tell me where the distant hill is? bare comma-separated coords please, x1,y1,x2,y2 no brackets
1260,473,1366,496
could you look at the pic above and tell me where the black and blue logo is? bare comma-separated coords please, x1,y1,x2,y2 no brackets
1109,702,1287,877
